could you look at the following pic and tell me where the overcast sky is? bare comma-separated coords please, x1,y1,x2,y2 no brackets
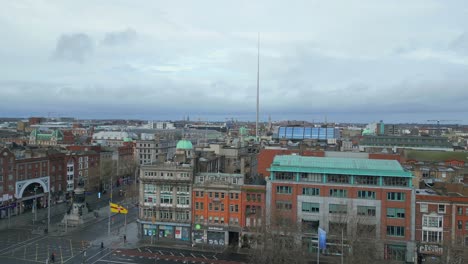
1,0,468,123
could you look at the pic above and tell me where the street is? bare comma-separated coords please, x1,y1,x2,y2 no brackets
0,185,137,264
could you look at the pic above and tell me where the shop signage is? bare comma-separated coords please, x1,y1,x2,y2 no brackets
208,226,224,231
419,244,443,255
195,224,201,230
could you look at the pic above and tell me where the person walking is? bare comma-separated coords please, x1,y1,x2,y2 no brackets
123,235,126,243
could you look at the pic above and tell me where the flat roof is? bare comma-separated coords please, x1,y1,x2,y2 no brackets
270,155,413,177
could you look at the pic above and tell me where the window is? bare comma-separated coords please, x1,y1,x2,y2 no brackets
329,204,347,214
387,192,405,201
209,203,213,211
458,207,463,215
209,192,213,198
423,215,443,228
387,208,405,218
302,202,320,213
161,185,172,193
387,226,405,237
276,172,294,181
383,177,409,187
420,203,428,213
160,194,173,205
276,201,292,210
221,193,225,199
302,187,320,196
160,211,172,220
256,194,261,202
300,173,322,182
355,176,378,185
176,195,190,206
276,186,292,194
438,204,445,213
328,174,350,184
465,221,468,231
329,189,347,198
423,231,442,243
384,244,406,261
357,190,376,199
357,206,376,217
230,204,239,212
458,220,463,230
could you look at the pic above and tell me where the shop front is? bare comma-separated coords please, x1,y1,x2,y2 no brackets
139,221,191,243
207,226,226,246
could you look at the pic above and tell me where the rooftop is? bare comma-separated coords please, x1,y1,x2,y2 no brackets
270,155,413,177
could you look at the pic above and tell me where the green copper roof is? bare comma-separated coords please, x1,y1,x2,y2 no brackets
176,139,193,150
123,137,133,142
270,155,413,177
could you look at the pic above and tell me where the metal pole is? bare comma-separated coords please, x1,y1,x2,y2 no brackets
8,207,10,228
48,180,51,233
256,32,260,142
108,175,112,236
341,228,344,264
317,230,320,264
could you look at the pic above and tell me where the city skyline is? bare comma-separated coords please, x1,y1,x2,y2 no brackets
1,1,468,123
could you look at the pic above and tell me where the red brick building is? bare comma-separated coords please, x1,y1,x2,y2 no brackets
415,186,468,262
192,173,244,247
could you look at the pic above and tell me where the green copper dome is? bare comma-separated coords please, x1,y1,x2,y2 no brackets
176,139,193,150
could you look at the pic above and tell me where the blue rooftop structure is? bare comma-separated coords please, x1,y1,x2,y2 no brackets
275,126,340,140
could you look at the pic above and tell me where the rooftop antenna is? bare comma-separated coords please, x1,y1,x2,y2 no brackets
256,32,260,142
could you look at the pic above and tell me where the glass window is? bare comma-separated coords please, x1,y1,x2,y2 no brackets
329,204,347,214
387,192,405,201
276,201,292,210
302,202,320,213
422,215,443,228
355,176,378,185
302,187,320,196
387,208,405,218
438,204,445,213
422,231,442,243
420,203,428,213
329,189,347,198
328,174,350,184
357,190,376,199
276,186,292,194
357,206,376,217
386,226,405,237
300,173,322,182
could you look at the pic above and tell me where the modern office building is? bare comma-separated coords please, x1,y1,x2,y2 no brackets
275,126,340,141
266,155,416,262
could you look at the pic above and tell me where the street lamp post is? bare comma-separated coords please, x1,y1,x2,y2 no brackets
33,187,38,226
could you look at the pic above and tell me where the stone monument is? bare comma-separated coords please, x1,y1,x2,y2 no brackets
62,177,95,227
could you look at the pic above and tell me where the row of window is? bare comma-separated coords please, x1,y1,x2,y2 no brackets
194,191,240,200
276,172,410,187
279,186,406,201
193,215,240,225
143,171,190,178
300,202,405,219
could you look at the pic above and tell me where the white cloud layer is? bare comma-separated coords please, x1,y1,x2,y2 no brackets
1,0,468,123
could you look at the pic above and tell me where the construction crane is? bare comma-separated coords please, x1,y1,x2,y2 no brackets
426,120,461,136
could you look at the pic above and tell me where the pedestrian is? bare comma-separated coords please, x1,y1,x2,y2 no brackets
51,253,55,263
101,242,104,249
123,235,126,243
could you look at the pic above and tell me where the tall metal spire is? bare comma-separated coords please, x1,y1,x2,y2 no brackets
256,33,260,141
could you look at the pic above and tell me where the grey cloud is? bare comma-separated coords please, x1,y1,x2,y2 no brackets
101,28,137,46
52,33,93,63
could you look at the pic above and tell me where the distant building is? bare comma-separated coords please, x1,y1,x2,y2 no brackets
92,131,138,147
274,126,340,141
135,135,176,165
359,135,453,152
29,129,64,146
